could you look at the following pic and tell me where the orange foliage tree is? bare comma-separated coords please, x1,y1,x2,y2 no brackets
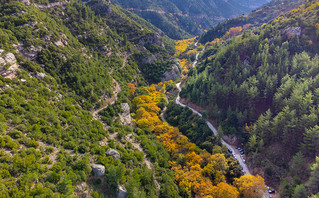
128,83,136,96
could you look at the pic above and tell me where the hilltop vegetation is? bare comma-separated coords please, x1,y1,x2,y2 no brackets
181,0,319,196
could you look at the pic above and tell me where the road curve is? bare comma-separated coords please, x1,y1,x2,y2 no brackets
173,42,268,197
175,83,251,175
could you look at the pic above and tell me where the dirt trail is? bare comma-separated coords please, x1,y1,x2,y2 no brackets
120,52,132,69
126,135,161,193
91,79,121,124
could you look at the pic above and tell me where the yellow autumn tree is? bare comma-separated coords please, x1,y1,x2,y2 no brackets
212,182,239,198
234,174,266,198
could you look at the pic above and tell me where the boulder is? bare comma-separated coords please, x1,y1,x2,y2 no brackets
91,164,105,176
36,73,46,79
106,148,120,159
116,185,127,198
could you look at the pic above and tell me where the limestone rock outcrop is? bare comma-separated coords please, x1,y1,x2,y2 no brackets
106,148,120,159
161,59,182,82
119,103,132,126
91,164,105,176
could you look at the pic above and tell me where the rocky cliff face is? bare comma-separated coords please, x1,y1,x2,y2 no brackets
161,59,182,82
0,50,19,79
138,33,164,48
86,0,112,16
119,103,132,126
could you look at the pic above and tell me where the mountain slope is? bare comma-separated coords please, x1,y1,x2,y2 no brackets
181,0,319,196
199,0,304,43
0,0,182,197
113,0,270,39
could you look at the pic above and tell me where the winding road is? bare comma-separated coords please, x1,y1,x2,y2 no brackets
175,83,251,175
170,41,269,198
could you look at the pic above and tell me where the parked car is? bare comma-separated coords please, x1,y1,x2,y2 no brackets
240,156,246,163
269,195,273,198
269,189,275,194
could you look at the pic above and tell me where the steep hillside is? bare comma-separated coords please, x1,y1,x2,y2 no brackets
199,0,304,43
181,0,319,196
0,0,182,197
113,0,270,39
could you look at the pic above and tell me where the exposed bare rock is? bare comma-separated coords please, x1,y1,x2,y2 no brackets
54,35,68,47
82,191,88,198
99,138,108,146
36,73,47,79
0,57,5,66
0,52,19,79
75,183,87,192
141,54,156,64
33,1,67,9
87,0,112,16
4,53,16,65
282,27,301,37
116,185,127,198
119,103,132,126
101,45,112,56
106,148,120,159
91,164,105,176
19,45,42,61
21,0,30,6
138,33,164,47
161,59,182,82
21,21,38,28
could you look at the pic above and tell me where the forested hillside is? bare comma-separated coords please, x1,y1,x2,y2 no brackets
113,0,269,39
181,0,319,196
199,0,304,43
0,0,182,197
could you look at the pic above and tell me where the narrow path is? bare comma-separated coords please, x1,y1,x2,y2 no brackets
120,52,132,69
91,79,121,123
126,135,161,194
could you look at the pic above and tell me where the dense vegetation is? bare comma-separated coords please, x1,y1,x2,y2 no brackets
181,0,319,196
0,0,182,197
113,0,269,39
199,0,304,44
131,82,266,197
